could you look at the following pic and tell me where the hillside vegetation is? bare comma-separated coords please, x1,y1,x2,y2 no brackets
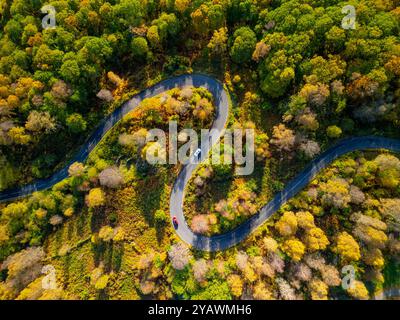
0,0,399,300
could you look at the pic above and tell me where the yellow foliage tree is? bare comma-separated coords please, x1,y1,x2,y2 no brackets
263,237,278,252
95,275,109,290
282,238,305,262
16,277,44,300
227,274,243,298
107,71,123,86
347,280,369,300
34,208,47,219
252,41,271,62
296,211,315,229
86,188,105,208
305,227,330,251
334,232,361,262
253,281,273,300
38,289,64,300
107,71,127,98
193,98,214,122
7,95,19,108
362,248,384,269
309,279,328,300
8,127,31,144
2,201,28,218
320,178,350,208
374,154,400,189
243,265,257,283
113,227,125,242
98,226,114,242
175,0,190,13
275,211,298,237
363,225,388,249
0,225,9,243
63,207,74,217
207,27,228,56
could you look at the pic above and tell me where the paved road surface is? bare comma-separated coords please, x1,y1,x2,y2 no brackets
1,74,400,252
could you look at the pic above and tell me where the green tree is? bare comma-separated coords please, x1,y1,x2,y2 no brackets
151,13,180,43
33,44,64,70
113,0,143,28
66,113,87,134
191,279,231,300
131,37,149,59
147,25,161,48
78,37,112,65
154,209,168,225
59,59,81,83
326,125,342,138
230,27,257,64
4,19,22,43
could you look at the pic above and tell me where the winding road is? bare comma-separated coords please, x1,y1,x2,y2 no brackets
1,74,400,252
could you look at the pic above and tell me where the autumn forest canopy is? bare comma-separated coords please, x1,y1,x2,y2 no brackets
0,0,399,187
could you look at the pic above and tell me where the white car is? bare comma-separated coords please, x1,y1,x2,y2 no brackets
193,148,202,159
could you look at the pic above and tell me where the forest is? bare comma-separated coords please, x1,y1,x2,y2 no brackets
0,0,399,300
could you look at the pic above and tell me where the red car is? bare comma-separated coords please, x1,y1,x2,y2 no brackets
172,216,178,228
